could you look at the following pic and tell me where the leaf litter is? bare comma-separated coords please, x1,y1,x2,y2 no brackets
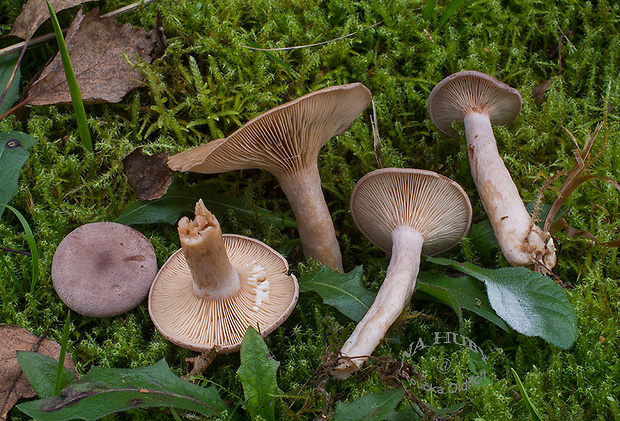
0,324,77,421
25,7,157,106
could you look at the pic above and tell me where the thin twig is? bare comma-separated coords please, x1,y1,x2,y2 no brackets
241,21,383,51
100,0,159,18
0,246,31,256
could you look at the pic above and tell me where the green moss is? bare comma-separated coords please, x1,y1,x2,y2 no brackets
2,0,620,419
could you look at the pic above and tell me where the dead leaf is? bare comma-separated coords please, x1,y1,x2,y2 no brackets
182,348,218,381
532,79,553,105
9,0,96,41
123,147,172,200
0,324,77,420
26,7,157,105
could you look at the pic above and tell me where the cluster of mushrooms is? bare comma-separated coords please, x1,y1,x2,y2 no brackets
51,71,556,379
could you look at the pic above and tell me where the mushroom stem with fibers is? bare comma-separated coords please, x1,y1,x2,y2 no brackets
464,112,555,268
332,226,423,379
277,164,343,272
178,200,241,300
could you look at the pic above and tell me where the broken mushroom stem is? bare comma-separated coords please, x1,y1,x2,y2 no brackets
277,164,343,272
178,201,241,300
333,226,423,378
464,111,555,268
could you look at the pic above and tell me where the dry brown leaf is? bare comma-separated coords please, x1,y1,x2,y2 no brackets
0,324,77,420
26,7,156,105
123,147,172,200
9,0,96,40
181,348,218,381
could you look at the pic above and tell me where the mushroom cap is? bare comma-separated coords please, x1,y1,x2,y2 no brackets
52,222,158,318
167,83,372,178
148,234,299,353
427,70,522,138
350,168,472,255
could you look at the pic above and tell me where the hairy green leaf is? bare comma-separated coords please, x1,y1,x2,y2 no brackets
0,132,37,219
17,359,230,421
333,388,405,421
16,352,77,399
116,179,297,230
299,265,375,322
428,257,577,348
237,326,280,421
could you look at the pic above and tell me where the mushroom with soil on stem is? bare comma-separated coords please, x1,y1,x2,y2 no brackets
167,83,372,272
332,168,472,378
148,199,299,354
427,70,556,270
52,221,158,318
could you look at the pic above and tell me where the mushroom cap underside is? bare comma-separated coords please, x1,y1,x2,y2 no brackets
148,234,299,353
52,222,158,318
168,82,372,177
428,70,522,138
350,168,472,255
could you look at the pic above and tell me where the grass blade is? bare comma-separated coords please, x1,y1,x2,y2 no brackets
45,1,93,153
0,252,26,296
0,204,39,293
437,0,465,27
423,0,436,21
511,368,544,421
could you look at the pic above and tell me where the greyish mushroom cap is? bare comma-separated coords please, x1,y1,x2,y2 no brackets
427,70,522,138
52,222,158,317
167,83,372,178
350,168,473,256
148,234,299,353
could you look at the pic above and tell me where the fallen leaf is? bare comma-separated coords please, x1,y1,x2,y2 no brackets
9,0,95,40
122,147,172,200
26,7,157,105
0,324,77,421
532,79,553,105
182,349,218,381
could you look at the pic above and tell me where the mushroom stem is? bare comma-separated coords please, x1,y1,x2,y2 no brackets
332,226,423,379
464,112,555,268
277,164,343,272
178,200,241,300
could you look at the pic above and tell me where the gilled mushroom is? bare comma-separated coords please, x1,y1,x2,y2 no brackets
427,70,556,269
52,222,158,318
167,83,373,272
332,168,472,378
148,199,299,352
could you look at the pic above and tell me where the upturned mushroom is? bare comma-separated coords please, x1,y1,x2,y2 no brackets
52,222,158,318
427,70,556,269
332,168,472,378
148,199,299,352
167,83,372,272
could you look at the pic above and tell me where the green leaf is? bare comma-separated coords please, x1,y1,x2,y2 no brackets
237,326,281,421
54,311,72,396
17,359,231,421
428,257,578,348
0,131,38,219
333,388,405,421
299,265,375,322
16,352,78,399
0,52,21,114
116,179,297,230
46,1,92,153
417,271,510,331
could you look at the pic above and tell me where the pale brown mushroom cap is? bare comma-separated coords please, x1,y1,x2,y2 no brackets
350,168,472,255
427,70,522,138
167,83,372,178
52,222,158,318
148,234,299,353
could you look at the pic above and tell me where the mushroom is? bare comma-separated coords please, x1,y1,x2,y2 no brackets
427,70,556,269
332,168,472,378
148,199,299,352
52,222,158,318
167,83,373,272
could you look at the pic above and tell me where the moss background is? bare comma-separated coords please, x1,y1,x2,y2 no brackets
1,0,619,419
